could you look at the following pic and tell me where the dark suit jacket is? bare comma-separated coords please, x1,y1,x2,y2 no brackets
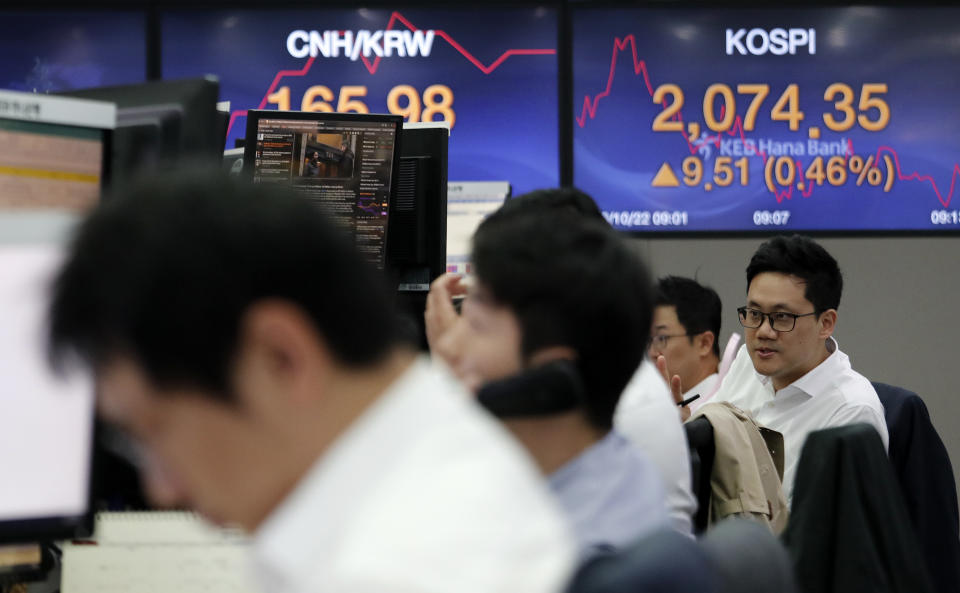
567,528,718,593
783,423,935,593
874,382,960,593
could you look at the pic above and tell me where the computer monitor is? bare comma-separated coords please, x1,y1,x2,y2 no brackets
243,110,402,269
445,181,510,276
386,123,449,350
391,122,449,291
0,216,96,545
58,77,221,188
0,90,114,211
0,92,111,547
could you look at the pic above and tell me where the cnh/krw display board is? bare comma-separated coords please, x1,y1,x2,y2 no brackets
163,7,559,196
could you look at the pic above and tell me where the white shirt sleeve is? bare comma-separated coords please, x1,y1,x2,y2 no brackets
827,403,890,452
614,361,696,535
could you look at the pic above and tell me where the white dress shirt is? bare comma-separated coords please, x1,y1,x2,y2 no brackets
688,333,742,414
253,357,576,593
684,373,718,414
614,361,697,534
685,373,718,400
712,338,888,503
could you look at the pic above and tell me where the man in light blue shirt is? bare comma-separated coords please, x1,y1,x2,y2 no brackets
549,431,669,554
427,188,670,555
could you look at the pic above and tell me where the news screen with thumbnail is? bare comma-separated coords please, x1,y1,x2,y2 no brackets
162,8,559,195
251,116,396,268
573,7,960,232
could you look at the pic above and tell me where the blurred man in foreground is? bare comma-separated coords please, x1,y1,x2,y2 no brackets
47,172,575,593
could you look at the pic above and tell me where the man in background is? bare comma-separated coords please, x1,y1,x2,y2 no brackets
428,189,672,555
338,141,354,177
305,151,320,176
648,276,724,408
712,235,888,501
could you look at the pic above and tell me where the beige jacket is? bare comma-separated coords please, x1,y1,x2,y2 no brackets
691,401,789,534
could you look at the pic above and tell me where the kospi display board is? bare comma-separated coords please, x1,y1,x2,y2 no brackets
0,11,145,92
573,7,960,232
163,8,559,195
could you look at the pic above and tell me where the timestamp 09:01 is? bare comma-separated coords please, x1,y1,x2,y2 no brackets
603,210,689,228
931,210,960,225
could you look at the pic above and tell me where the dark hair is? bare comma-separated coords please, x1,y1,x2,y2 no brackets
48,170,399,399
745,235,843,313
471,192,652,430
656,276,722,358
500,187,605,223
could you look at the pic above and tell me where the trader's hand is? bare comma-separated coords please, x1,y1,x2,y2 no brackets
656,354,690,422
424,273,468,361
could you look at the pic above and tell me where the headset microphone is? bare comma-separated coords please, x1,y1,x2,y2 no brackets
477,360,583,418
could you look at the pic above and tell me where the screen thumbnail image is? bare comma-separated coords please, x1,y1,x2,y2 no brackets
297,133,356,180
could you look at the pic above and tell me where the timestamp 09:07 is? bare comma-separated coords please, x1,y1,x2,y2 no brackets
754,210,791,226
931,210,960,225
603,210,689,228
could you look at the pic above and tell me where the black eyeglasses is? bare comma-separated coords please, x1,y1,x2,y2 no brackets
647,333,689,352
737,307,817,332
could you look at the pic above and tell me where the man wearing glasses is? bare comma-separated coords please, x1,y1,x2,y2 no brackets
647,276,724,410
711,235,887,502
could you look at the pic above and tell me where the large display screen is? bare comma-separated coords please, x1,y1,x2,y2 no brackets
0,11,145,92
573,7,960,232
162,8,559,195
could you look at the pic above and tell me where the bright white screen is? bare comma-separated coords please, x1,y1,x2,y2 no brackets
0,243,94,521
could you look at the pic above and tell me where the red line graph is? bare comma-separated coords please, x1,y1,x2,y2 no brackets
225,56,318,137
578,33,960,208
226,11,555,136
874,147,960,208
361,11,555,75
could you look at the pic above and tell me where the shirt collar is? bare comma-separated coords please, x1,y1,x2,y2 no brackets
756,336,843,397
